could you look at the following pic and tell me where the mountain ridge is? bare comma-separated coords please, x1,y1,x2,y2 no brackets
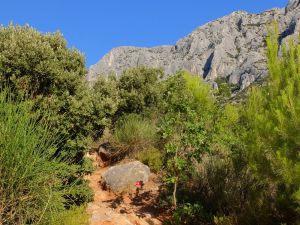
87,1,300,90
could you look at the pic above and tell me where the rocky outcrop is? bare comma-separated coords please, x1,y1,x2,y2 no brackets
87,1,300,90
102,161,150,193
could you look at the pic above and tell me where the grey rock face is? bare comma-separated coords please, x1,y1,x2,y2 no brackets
102,161,150,193
87,2,300,90
287,0,300,12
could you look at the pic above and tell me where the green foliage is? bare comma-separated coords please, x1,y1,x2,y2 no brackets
165,203,205,225
0,25,96,223
79,158,95,175
214,216,235,225
215,77,231,98
110,114,157,156
157,26,300,225
91,74,120,138
183,71,214,111
0,25,86,96
117,67,163,114
0,25,98,163
0,89,64,224
135,146,163,172
50,205,89,225
158,71,215,208
0,88,94,224
243,24,300,223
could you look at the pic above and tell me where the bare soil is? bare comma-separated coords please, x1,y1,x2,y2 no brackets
85,153,165,225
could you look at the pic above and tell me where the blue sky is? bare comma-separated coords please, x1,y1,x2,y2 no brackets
0,0,287,67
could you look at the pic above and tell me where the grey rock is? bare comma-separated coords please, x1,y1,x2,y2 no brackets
102,161,150,193
87,1,300,90
287,0,300,12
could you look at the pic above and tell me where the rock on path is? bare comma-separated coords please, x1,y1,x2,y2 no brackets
102,161,150,193
85,155,163,225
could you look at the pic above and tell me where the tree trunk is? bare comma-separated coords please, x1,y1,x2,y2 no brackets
173,177,178,209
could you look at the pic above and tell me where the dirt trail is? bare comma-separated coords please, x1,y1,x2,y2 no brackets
85,153,164,225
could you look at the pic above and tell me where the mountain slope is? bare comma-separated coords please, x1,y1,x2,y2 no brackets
87,0,300,90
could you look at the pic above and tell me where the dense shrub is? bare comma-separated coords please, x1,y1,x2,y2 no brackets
91,74,120,138
0,89,64,224
50,206,89,225
158,71,215,209
135,146,163,172
215,77,231,99
161,26,300,225
110,114,157,157
241,25,300,224
0,25,100,163
117,67,163,115
0,25,99,223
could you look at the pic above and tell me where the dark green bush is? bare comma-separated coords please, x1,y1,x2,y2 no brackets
0,25,97,224
215,77,231,98
135,146,163,172
91,74,120,138
117,67,163,115
0,25,100,163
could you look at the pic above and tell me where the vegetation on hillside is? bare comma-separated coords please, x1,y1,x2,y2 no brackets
0,23,299,225
0,25,94,224
0,89,90,224
91,25,300,224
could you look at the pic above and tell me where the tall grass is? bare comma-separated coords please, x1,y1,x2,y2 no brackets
111,114,157,156
51,206,89,225
0,89,64,224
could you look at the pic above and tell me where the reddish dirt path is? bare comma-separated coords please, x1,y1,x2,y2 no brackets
85,153,164,225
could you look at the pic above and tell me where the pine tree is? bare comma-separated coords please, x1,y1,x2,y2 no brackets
245,24,300,223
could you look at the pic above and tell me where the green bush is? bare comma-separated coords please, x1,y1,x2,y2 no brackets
165,203,206,225
0,89,64,224
50,206,89,225
110,114,157,157
0,25,102,210
242,24,300,224
79,158,95,175
91,74,120,138
160,25,300,225
135,146,163,172
0,25,100,163
117,67,163,115
215,77,231,99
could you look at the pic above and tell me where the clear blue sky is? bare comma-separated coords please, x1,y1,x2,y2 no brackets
0,0,287,67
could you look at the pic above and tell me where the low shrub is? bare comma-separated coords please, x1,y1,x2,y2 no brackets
135,146,163,172
165,203,206,225
110,114,157,157
50,205,89,225
79,158,95,175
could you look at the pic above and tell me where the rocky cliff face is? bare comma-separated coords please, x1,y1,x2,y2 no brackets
87,1,300,90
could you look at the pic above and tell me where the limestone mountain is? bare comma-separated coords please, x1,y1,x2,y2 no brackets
87,0,300,90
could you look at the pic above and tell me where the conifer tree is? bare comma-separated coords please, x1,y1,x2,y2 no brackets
245,24,300,223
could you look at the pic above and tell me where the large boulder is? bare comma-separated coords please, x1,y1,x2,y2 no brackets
102,161,150,193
